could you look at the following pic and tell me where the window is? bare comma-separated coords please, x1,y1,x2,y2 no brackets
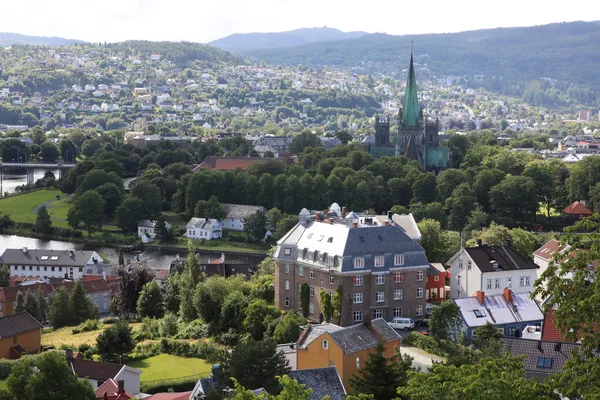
486,279,493,289
329,275,335,285
374,256,385,267
434,276,439,281
473,309,484,318
13,337,17,344
320,280,324,289
285,264,289,273
394,255,404,266
354,257,364,268
520,276,531,287
467,261,472,270
299,266,304,276
309,286,315,296
78,267,83,272
393,307,402,318
393,272,403,283
41,256,48,261
417,271,424,281
506,277,512,288
285,280,290,290
416,305,423,316
376,292,384,302
394,289,403,300
284,248,291,256
309,269,315,279
327,256,333,267
285,298,290,307
51,267,55,271
353,275,364,286
416,288,424,298
353,293,363,304
353,311,363,322
322,340,329,349
356,357,361,368
458,260,463,270
375,274,385,285
309,303,314,314
373,309,383,319
494,278,501,289
537,357,553,369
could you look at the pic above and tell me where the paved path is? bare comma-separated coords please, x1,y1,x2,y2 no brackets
400,346,446,372
33,194,72,217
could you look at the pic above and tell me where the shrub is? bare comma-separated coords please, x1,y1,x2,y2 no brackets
72,319,100,334
160,313,179,338
137,317,162,341
141,376,199,394
175,319,209,340
102,317,119,324
405,331,446,356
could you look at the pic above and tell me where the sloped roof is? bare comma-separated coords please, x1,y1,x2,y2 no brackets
146,392,192,400
465,246,539,272
186,218,221,229
541,308,580,343
533,239,564,261
455,292,543,328
0,249,97,267
562,201,593,216
223,204,266,220
69,358,124,381
53,279,110,294
94,378,134,400
0,283,56,302
288,367,346,400
0,312,43,338
194,156,266,171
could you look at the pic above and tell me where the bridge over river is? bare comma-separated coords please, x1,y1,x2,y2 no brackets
0,162,76,185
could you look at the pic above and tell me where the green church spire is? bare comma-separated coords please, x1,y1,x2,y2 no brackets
402,53,420,127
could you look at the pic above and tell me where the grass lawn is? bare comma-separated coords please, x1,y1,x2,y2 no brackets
42,323,143,348
0,189,65,223
129,354,212,382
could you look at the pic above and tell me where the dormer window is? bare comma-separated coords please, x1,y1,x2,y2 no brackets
394,255,404,266
354,257,364,269
284,248,291,256
303,248,308,259
374,256,385,267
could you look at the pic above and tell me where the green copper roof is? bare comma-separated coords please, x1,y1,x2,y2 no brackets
402,54,420,127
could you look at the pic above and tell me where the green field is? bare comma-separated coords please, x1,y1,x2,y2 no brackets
42,323,143,348
129,354,212,382
0,189,65,223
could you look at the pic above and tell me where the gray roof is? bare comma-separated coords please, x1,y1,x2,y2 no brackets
186,218,220,229
275,222,428,273
501,338,585,379
288,367,346,400
138,220,156,228
298,319,400,355
455,292,544,328
0,249,98,267
373,214,421,241
0,312,43,338
223,204,266,220
465,246,539,273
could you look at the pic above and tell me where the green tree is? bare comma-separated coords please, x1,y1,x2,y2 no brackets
289,131,322,155
131,181,163,219
111,265,155,317
0,265,10,287
48,287,71,328
36,288,47,322
332,285,343,324
588,182,600,213
523,160,557,217
244,210,268,242
160,312,179,337
266,208,282,228
154,215,174,242
300,283,310,318
349,341,414,400
567,155,600,202
194,195,227,220
116,196,146,233
428,300,462,346
397,354,559,400
417,219,460,263
14,291,25,313
436,169,468,201
136,281,165,318
411,173,438,204
40,141,60,162
163,273,182,314
224,338,290,394
75,190,105,236
243,299,281,340
35,205,52,234
445,183,476,231
96,320,135,362
489,175,537,227
66,207,80,231
473,322,503,357
6,351,96,400
23,290,40,321
95,183,123,218
274,214,299,240
273,311,307,343
319,290,333,322
69,282,99,325
448,135,470,168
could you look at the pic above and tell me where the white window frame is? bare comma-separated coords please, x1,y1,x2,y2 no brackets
354,257,365,269
284,248,291,256
416,288,424,298
494,278,501,289
322,340,328,349
284,298,290,308
353,275,364,287
416,305,423,316
506,277,512,288
309,303,314,314
393,307,402,318
375,274,385,285
417,271,424,281
353,293,363,304
285,264,289,273
374,256,385,267
353,311,363,322
285,280,290,290
486,279,493,289
394,254,404,266
394,289,403,300
373,309,383,319
309,286,315,296
376,292,385,302
434,276,439,281
299,266,304,276
309,269,315,279
329,275,335,285
520,276,531,287
394,272,403,283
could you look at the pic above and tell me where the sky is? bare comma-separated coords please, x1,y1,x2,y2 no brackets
2,0,599,43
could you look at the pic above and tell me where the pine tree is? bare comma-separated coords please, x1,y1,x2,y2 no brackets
69,282,99,325
14,291,26,313
349,341,414,400
23,290,40,320
49,287,71,328
0,264,9,287
36,288,48,322
35,205,53,234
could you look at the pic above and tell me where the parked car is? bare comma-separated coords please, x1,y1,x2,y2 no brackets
389,317,415,331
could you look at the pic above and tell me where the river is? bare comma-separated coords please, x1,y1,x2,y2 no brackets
0,169,60,195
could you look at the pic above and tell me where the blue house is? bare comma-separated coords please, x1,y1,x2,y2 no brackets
455,289,543,341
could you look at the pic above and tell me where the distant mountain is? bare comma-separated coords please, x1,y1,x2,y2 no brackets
0,32,85,46
245,21,600,108
208,27,367,52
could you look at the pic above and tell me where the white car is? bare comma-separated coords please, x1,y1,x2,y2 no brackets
389,317,415,331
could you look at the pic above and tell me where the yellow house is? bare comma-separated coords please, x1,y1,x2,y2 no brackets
0,312,43,359
296,318,401,392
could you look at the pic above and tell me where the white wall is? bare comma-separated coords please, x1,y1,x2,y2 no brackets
115,368,141,394
449,250,482,299
222,218,244,231
479,270,536,296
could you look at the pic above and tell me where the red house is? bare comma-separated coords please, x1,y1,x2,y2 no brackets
562,201,593,220
426,263,450,302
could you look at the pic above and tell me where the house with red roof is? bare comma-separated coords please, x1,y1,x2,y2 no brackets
95,378,134,400
562,201,593,220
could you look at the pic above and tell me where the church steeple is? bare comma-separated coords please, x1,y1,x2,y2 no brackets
402,52,420,127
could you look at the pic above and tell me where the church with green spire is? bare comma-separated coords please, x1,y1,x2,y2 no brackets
395,54,449,171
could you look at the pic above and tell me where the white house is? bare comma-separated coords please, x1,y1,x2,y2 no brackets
222,204,267,232
84,84,96,91
0,248,109,280
67,351,142,394
532,239,573,301
185,218,222,240
137,220,172,243
448,242,539,299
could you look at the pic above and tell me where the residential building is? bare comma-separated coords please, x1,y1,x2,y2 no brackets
454,289,544,340
448,242,539,299
296,319,400,392
562,201,593,220
54,279,112,313
426,263,450,303
95,379,134,400
274,207,429,325
578,110,592,122
67,350,142,394
222,204,267,231
532,239,574,301
0,248,108,280
501,338,585,380
0,283,55,317
288,367,347,400
185,218,222,240
371,213,422,243
0,312,43,359
146,392,192,400
138,220,172,243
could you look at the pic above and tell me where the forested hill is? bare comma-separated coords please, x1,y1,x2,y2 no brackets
0,32,85,46
245,21,600,108
208,27,367,52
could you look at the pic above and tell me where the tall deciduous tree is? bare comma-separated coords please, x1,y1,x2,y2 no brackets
136,281,165,318
243,299,281,340
75,190,105,236
272,312,306,344
111,265,155,317
428,300,462,346
116,196,145,233
96,321,135,362
194,195,227,221
131,181,163,219
417,219,460,263
244,210,268,242
489,175,537,227
35,205,52,234
0,265,9,287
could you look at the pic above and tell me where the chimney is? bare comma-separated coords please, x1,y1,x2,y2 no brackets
65,348,73,360
476,239,482,247
384,220,390,226
342,206,347,218
504,288,513,304
580,200,587,207
352,222,358,228
22,247,28,253
506,238,512,248
117,380,125,394
363,311,371,328
387,211,393,220
475,290,485,305
104,392,108,400
315,211,321,222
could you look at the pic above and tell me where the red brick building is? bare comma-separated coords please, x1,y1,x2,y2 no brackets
426,263,449,303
